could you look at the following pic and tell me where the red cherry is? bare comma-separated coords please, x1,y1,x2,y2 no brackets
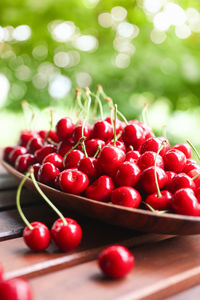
85,175,114,202
35,144,56,163
23,221,50,251
57,141,73,157
85,139,105,157
43,152,63,170
27,136,44,154
137,151,164,171
79,157,100,179
38,130,59,143
19,130,37,147
126,150,140,162
114,161,141,187
140,166,168,194
105,116,124,135
38,162,60,185
183,160,200,174
0,278,32,300
145,190,172,211
59,169,89,194
51,217,82,251
15,154,35,172
56,117,75,141
3,146,13,161
140,137,170,156
63,149,85,169
0,262,3,281
164,171,176,191
92,120,113,141
188,169,200,189
170,173,196,193
172,188,200,216
98,245,134,279
72,124,91,143
172,143,192,159
111,186,141,208
122,123,145,150
32,163,41,178
98,145,126,176
163,149,186,173
107,140,126,153
9,146,27,164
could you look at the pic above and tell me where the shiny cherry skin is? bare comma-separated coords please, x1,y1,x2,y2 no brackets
9,146,27,164
170,173,196,193
0,262,3,281
126,150,140,162
145,190,172,211
187,169,200,189
38,130,59,143
98,145,126,176
107,140,126,153
72,124,91,143
140,166,168,194
114,161,141,187
122,123,145,150
59,169,89,194
35,144,56,163
85,139,105,157
38,162,60,185
51,218,82,252
3,146,13,161
43,152,63,170
85,175,114,202
57,141,73,157
92,120,113,142
163,149,186,173
172,143,192,159
19,129,37,147
63,150,85,169
172,188,200,216
23,222,50,251
32,163,41,178
56,117,75,141
0,278,32,300
140,137,170,156
105,116,124,135
137,151,164,171
98,245,134,279
15,154,35,172
111,186,141,208
163,171,176,191
183,160,200,174
27,136,44,154
79,157,100,180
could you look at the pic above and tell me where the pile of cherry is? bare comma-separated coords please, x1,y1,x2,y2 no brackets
3,102,200,217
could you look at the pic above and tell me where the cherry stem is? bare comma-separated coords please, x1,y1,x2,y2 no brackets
76,87,84,111
90,91,104,120
16,172,33,230
113,104,117,146
62,137,86,167
117,110,128,125
44,107,54,143
47,138,58,146
29,168,67,225
142,103,150,126
129,146,134,151
142,201,168,214
93,144,102,158
186,139,200,162
22,101,35,131
192,173,200,180
154,141,166,198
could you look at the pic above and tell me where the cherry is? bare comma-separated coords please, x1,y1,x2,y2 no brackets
15,154,35,173
140,137,170,156
9,146,27,164
19,129,36,147
126,149,140,162
172,143,192,159
35,144,56,163
0,278,32,300
38,162,60,185
183,160,200,174
137,151,164,171
107,140,126,153
122,123,145,150
111,186,141,208
79,157,100,180
140,166,168,194
63,149,85,169
85,139,105,157
105,116,123,135
188,169,200,189
3,146,13,161
59,169,89,194
43,152,63,170
51,217,82,251
172,188,200,216
98,245,134,279
0,263,3,281
72,123,91,143
170,173,196,193
164,171,176,191
163,149,186,173
38,129,59,143
32,163,41,178
23,221,50,251
92,120,113,141
85,175,114,202
114,161,141,187
98,145,126,176
27,136,44,154
57,141,73,157
56,117,75,141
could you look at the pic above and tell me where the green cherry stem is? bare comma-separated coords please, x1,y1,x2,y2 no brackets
192,173,200,180
117,110,128,125
44,107,54,143
90,91,104,120
113,104,117,146
186,139,200,162
154,141,166,198
16,172,33,230
142,103,149,126
93,144,102,158
29,168,67,225
62,137,86,167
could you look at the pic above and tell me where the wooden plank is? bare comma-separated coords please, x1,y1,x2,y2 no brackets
21,236,200,300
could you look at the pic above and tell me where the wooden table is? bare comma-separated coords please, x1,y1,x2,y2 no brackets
1,157,200,299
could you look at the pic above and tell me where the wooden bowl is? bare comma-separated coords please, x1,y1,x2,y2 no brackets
2,160,200,235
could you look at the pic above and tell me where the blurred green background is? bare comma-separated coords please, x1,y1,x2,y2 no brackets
1,0,200,146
